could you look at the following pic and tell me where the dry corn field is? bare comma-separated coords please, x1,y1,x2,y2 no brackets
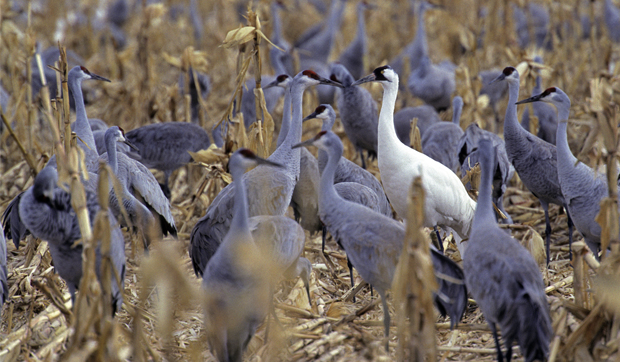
1,0,620,360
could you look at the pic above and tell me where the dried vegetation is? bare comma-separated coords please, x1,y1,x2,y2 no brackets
1,0,620,360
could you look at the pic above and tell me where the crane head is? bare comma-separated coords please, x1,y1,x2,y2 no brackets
489,66,518,85
351,65,396,86
264,74,291,89
75,66,111,83
230,149,283,172
32,167,57,205
516,87,568,108
298,70,344,88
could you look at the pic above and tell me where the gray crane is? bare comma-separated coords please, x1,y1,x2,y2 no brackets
464,138,552,362
393,104,442,146
337,1,373,79
190,70,343,277
516,86,610,258
266,75,322,237
354,66,476,255
17,167,126,313
492,67,573,264
457,123,514,224
249,215,312,303
46,66,111,174
0,223,7,310
293,130,468,348
304,104,391,217
605,0,620,43
123,122,211,199
202,149,281,362
421,96,465,173
331,63,378,169
512,2,551,49
389,0,434,89
405,2,455,112
520,57,557,145
31,47,84,110
408,54,455,112
294,0,346,65
269,1,295,76
100,126,177,241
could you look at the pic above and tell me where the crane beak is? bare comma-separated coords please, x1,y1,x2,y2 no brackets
319,76,344,88
122,139,140,152
516,93,543,105
254,157,284,168
351,73,376,86
292,138,315,149
488,73,505,85
303,111,319,122
264,78,280,89
89,72,111,82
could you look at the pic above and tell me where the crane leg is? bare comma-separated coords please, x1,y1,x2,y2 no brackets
489,323,504,362
378,289,390,352
564,204,573,261
540,201,551,265
347,256,356,303
434,226,444,253
359,149,366,169
321,225,327,253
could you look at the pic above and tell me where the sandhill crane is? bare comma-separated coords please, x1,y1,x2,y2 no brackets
331,63,378,169
421,96,464,173
18,167,126,313
100,126,177,241
492,67,573,264
189,70,343,277
516,86,610,258
520,57,557,145
293,130,467,348
202,149,281,362
338,1,373,79
464,138,552,362
393,104,441,146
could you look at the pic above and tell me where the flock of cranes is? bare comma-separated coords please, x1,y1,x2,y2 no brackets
2,0,620,361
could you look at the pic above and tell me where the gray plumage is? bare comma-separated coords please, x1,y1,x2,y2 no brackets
100,126,177,240
0,223,7,310
190,70,343,277
464,138,552,362
520,57,557,145
295,0,345,64
2,192,29,249
124,122,211,194
295,131,468,345
305,104,391,217
269,1,295,76
408,54,456,112
457,123,514,224
606,0,620,43
31,48,85,110
422,96,465,173
88,118,109,132
517,86,611,258
512,2,551,49
202,149,279,362
239,76,285,129
249,215,311,302
389,0,433,87
332,63,378,169
495,67,573,264
394,105,441,146
18,167,126,313
337,1,371,79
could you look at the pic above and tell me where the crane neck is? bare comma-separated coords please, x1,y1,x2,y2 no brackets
319,140,344,209
269,82,303,179
556,120,577,168
503,80,525,137
377,77,402,151
230,165,251,236
318,117,336,173
276,84,292,147
105,134,118,175
354,5,366,47
452,102,462,125
69,75,96,152
271,3,284,46
534,75,542,94
411,6,428,70
325,0,345,49
472,145,497,230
